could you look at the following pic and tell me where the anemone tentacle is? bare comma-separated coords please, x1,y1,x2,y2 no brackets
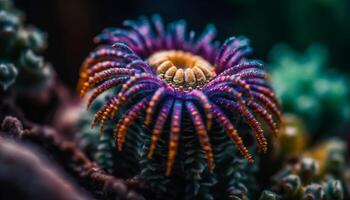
148,99,174,159
79,15,281,175
145,87,172,126
80,68,135,97
206,83,277,135
115,98,149,151
95,29,141,53
186,101,214,172
166,100,183,176
126,59,155,73
215,37,252,74
98,82,159,132
211,104,253,162
87,77,129,108
251,91,282,123
124,18,155,55
79,60,125,88
249,85,280,106
81,47,137,74
213,97,268,153
248,101,279,137
189,90,213,130
218,61,264,77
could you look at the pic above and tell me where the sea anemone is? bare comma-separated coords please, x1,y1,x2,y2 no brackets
78,15,281,176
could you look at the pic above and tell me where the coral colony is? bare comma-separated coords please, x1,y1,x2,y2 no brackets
78,15,282,175
0,2,348,199
0,1,52,92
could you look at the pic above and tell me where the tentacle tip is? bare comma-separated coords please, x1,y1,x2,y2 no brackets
110,112,117,119
207,161,216,173
208,166,215,173
273,129,280,138
99,128,105,135
207,122,212,130
144,119,150,126
79,91,87,99
90,122,97,128
165,168,172,177
248,158,254,164
147,152,154,160
262,148,268,154
86,103,93,110
257,147,265,153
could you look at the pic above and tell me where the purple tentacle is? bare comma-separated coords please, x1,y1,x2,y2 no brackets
251,91,282,123
148,99,174,159
145,87,172,126
171,20,187,50
250,85,280,106
245,78,271,87
116,98,149,151
151,15,165,49
189,90,213,130
186,101,215,172
124,18,153,55
211,104,253,162
195,24,217,61
215,37,252,74
213,97,268,153
166,100,183,176
94,28,140,52
233,68,267,80
126,59,155,73
218,61,263,77
87,77,129,108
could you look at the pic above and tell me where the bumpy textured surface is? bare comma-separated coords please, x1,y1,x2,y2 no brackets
0,0,52,92
259,140,346,200
77,15,282,199
269,44,350,137
78,96,259,199
78,15,281,176
256,114,348,200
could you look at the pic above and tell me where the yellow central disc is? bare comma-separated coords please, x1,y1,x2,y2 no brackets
147,50,216,89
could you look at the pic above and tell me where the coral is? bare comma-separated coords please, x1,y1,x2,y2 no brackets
259,149,346,200
0,0,53,93
0,62,17,90
275,114,309,157
78,15,281,175
269,44,350,137
79,101,259,199
1,1,348,200
76,15,281,198
259,114,348,200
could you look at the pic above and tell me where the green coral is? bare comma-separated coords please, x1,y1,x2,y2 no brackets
0,0,52,92
0,62,17,90
269,44,350,137
259,140,347,200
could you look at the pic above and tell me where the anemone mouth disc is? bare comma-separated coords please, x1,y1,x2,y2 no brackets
147,50,216,90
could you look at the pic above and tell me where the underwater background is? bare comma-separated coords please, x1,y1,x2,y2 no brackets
0,0,349,199
15,0,350,88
